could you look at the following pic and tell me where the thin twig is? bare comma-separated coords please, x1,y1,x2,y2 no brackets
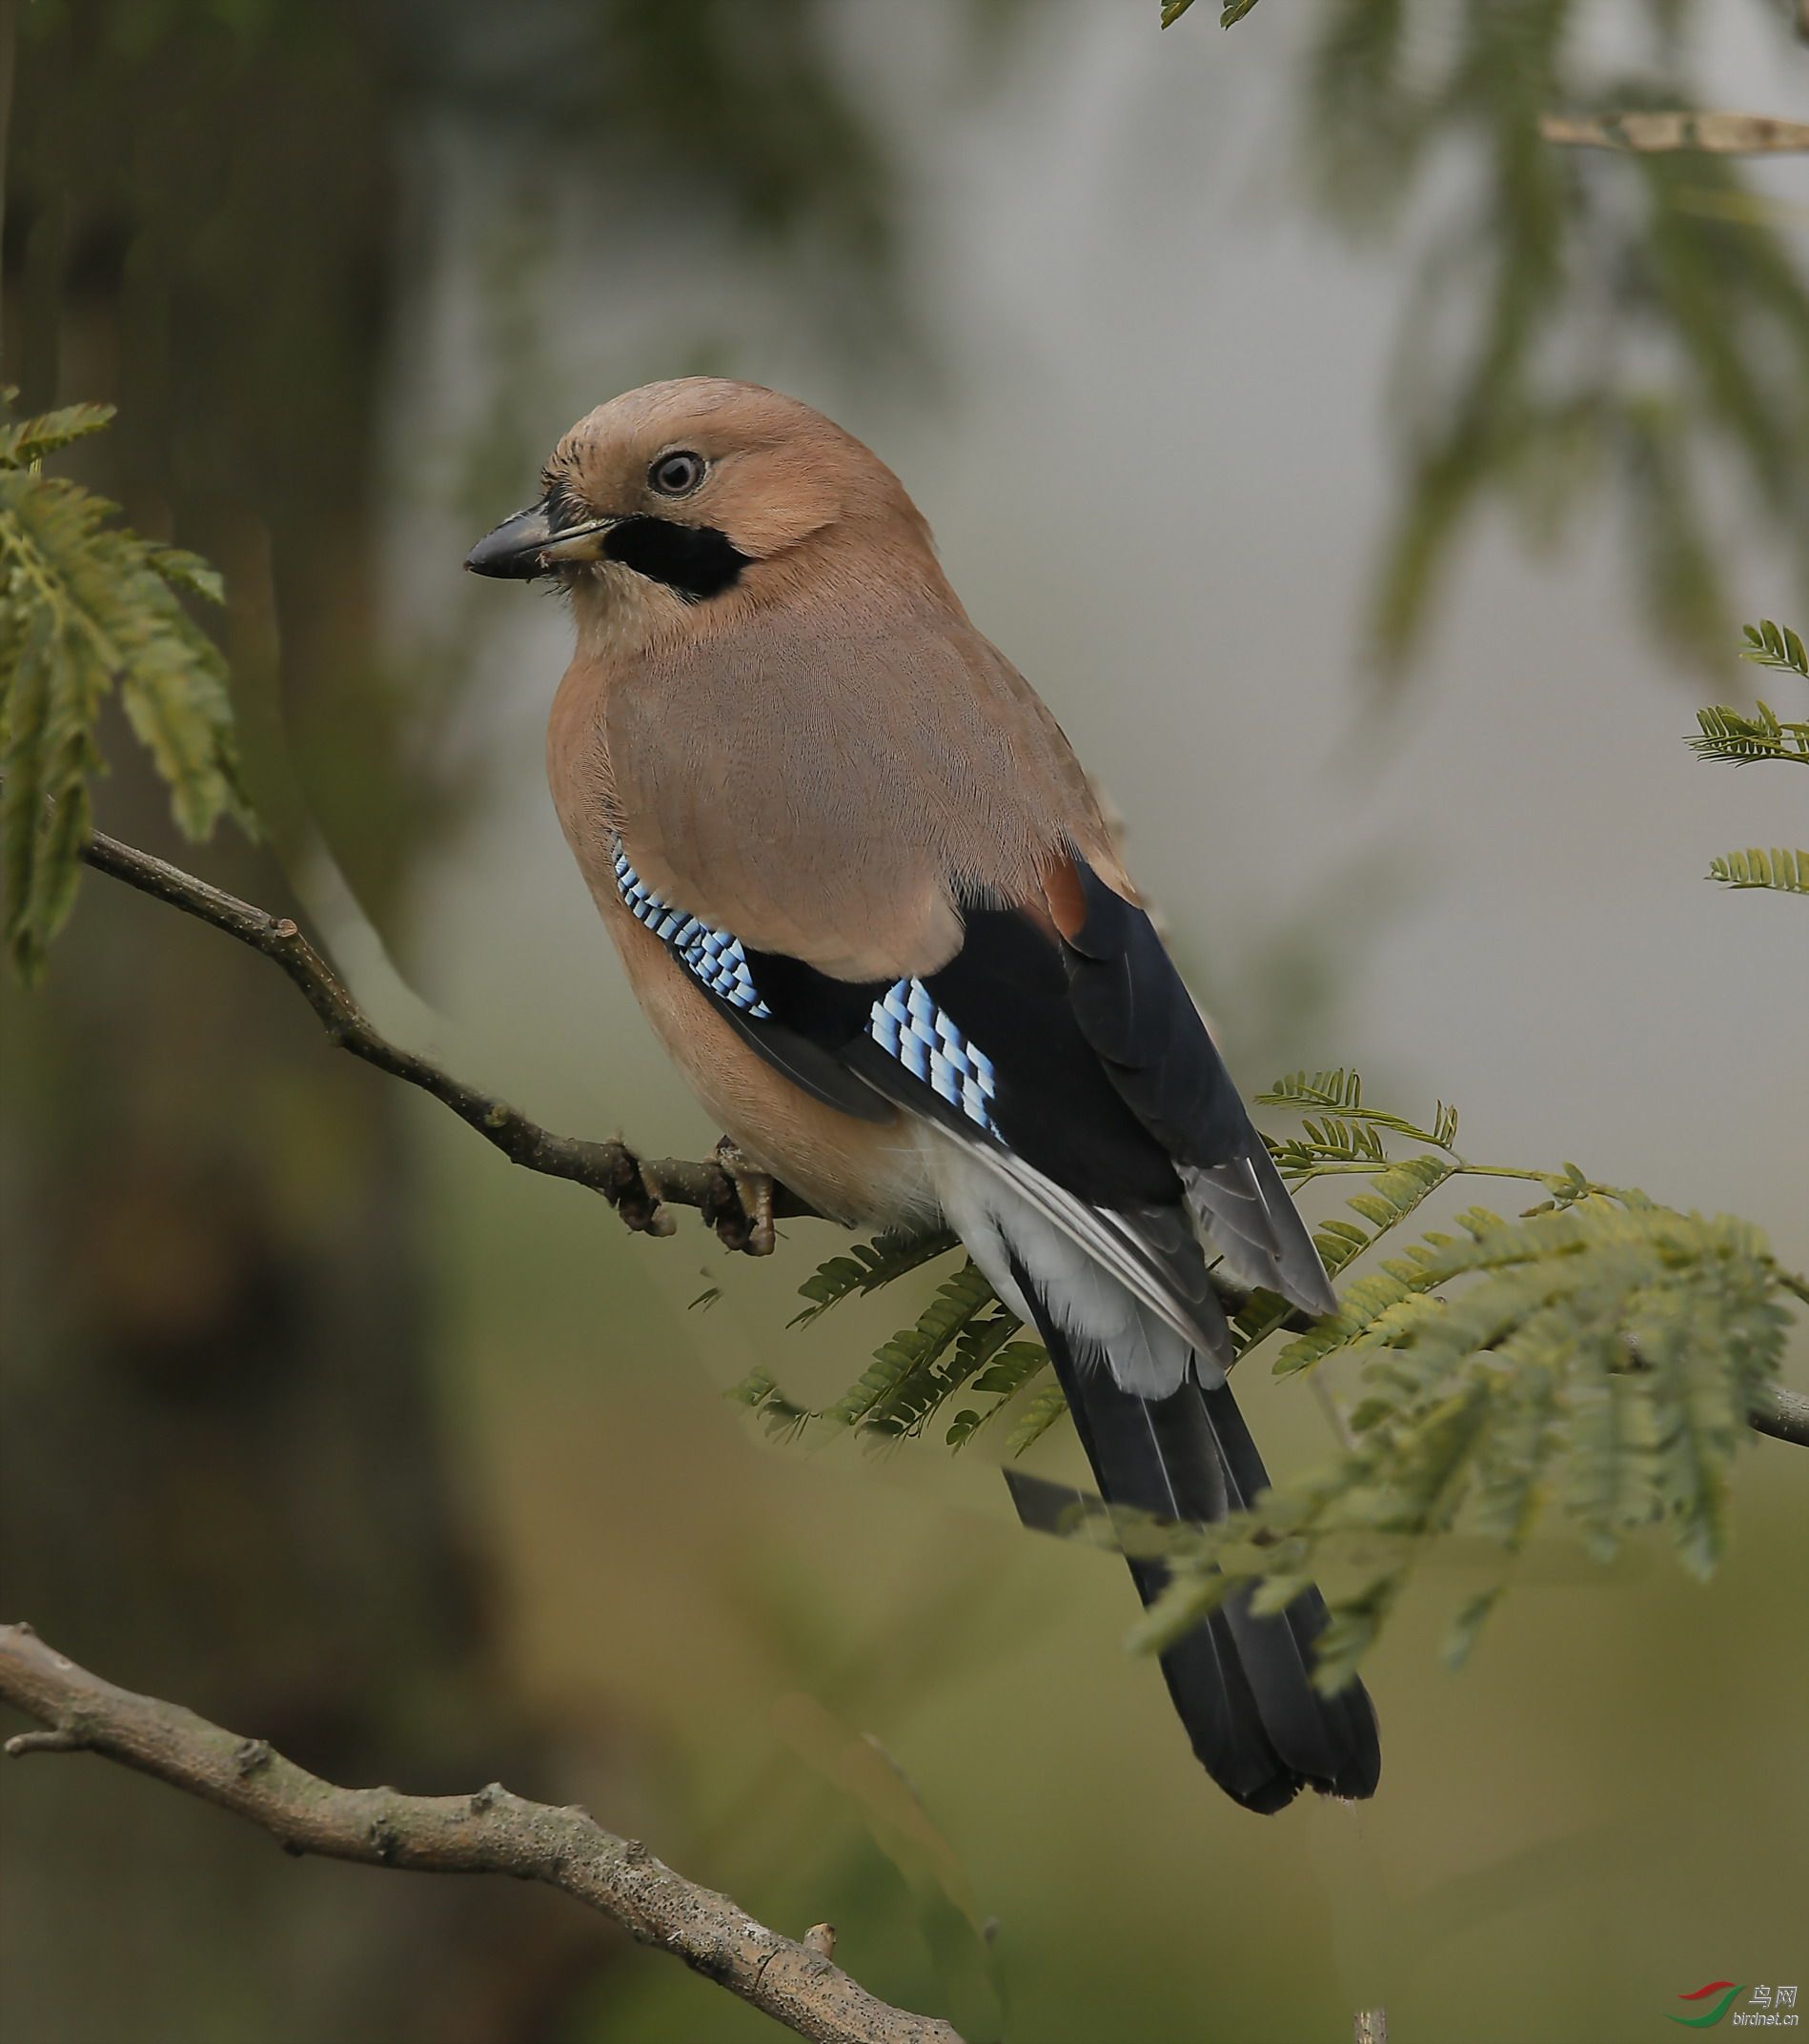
77,824,818,1249
0,1623,962,2044
1540,111,1809,153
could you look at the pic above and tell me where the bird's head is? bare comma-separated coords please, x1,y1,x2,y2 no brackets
465,378,929,628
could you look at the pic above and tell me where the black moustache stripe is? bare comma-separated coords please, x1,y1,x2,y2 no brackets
604,516,749,600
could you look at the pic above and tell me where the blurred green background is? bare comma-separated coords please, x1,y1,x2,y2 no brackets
2,3,1806,2039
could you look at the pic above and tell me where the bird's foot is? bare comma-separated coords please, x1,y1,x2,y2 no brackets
702,1138,779,1257
604,1148,678,1240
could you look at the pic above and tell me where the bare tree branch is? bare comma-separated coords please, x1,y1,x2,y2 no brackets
1540,111,1809,153
0,1622,964,2044
78,823,819,1251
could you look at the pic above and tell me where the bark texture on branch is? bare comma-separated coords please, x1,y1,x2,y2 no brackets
78,823,816,1250
0,1623,963,2044
1540,111,1809,153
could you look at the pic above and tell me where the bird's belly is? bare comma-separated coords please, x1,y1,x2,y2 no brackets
600,891,941,1231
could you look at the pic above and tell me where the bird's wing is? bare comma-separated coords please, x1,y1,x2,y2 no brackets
601,599,1330,1327
1050,854,1338,1318
608,831,1334,1351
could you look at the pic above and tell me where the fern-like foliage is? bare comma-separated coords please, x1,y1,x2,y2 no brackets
1688,624,1807,908
740,1067,1804,1693
1162,0,1263,25
0,397,251,979
1708,847,1808,895
1690,703,1809,769
1260,1067,1460,1156
1131,1202,1793,1693
1738,617,1809,681
789,1228,959,1327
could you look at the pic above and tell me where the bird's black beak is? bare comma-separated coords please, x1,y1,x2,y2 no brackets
464,502,554,578
464,502,618,579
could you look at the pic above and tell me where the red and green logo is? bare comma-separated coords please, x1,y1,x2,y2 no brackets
1669,1983,1745,2028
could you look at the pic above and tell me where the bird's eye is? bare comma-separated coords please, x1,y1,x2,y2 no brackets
648,450,706,496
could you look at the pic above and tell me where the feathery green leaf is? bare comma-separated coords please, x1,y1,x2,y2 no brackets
1707,846,1808,894
0,401,252,979
1738,618,1809,680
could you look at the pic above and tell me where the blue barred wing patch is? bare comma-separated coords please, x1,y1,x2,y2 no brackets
613,845,770,1017
867,980,997,1131
612,842,997,1132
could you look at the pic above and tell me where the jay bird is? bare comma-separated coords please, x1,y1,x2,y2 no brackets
468,377,1380,1813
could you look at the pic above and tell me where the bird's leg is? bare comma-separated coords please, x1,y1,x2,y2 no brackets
604,1147,678,1239
702,1137,778,1257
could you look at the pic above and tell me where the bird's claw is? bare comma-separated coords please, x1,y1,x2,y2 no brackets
704,1138,778,1256
605,1149,678,1239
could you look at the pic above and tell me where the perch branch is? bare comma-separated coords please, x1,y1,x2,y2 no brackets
1750,1383,1809,1451
77,824,819,1250
0,1623,962,2044
1539,111,1809,153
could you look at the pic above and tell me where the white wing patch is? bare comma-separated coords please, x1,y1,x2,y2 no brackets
926,1132,1232,1396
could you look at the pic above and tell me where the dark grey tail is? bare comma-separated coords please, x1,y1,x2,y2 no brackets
1029,1312,1381,1814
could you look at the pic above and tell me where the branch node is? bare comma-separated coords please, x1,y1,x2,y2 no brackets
234,1736,273,1777
6,1725,84,1756
803,1921,838,1961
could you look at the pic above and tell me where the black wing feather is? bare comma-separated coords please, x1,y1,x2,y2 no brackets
1061,860,1336,1315
1062,861,1261,1166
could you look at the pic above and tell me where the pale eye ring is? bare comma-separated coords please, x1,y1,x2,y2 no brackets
648,450,706,496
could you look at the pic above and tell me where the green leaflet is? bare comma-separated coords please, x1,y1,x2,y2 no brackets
1004,1383,1069,1457
1248,1154,1458,1366
0,402,252,978
1260,1068,1459,1152
1691,624,1808,771
1707,847,1808,895
839,1260,1000,1435
1739,617,1809,680
738,1252,1051,1447
724,1366,816,1444
1128,1204,1795,1686
0,400,115,468
739,1055,1800,1697
946,1341,1052,1450
1692,625,1805,904
789,1227,959,1326
1691,705,1809,769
